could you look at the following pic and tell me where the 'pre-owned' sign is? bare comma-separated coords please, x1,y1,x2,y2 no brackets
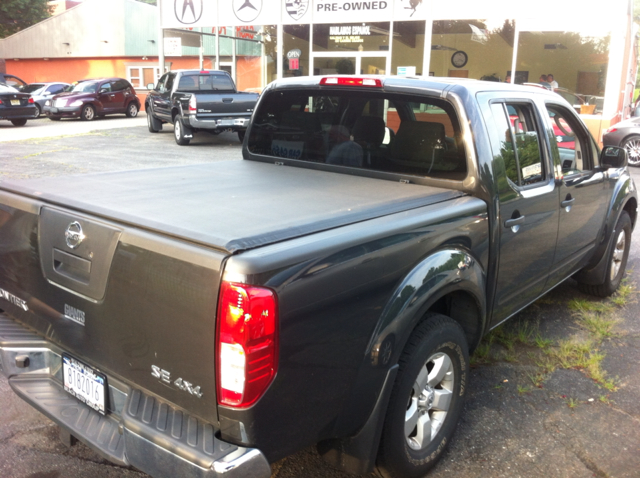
314,1,391,23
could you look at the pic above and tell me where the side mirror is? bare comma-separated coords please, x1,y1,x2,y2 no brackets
146,83,155,90
600,146,627,169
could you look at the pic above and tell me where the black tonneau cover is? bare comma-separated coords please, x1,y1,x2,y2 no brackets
0,160,464,253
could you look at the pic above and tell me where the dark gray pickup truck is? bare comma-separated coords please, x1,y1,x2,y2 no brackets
0,76,637,478
145,69,259,145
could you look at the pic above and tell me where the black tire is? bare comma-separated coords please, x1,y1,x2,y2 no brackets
34,104,42,118
80,104,96,121
238,130,246,142
377,314,469,478
578,211,632,297
147,109,161,133
174,118,191,145
126,102,139,118
621,135,640,167
49,117,61,121
11,119,27,127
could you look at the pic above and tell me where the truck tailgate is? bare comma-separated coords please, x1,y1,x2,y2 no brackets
0,194,225,424
191,92,257,118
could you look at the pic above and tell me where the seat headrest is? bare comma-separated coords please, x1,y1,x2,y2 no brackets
391,121,445,163
352,116,386,146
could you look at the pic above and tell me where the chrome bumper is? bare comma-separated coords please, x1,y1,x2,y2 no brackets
0,314,271,478
185,115,250,130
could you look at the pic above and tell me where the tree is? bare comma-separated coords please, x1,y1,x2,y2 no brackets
0,0,53,39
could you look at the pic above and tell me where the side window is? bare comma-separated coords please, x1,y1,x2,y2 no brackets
544,104,597,174
164,73,175,92
113,80,129,91
47,84,65,95
156,74,167,92
490,102,545,187
98,83,111,93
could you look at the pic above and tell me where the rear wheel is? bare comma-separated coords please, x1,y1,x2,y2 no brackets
80,105,95,121
621,135,640,167
126,102,139,118
11,119,27,126
34,104,42,118
578,211,632,297
174,118,191,145
377,314,468,478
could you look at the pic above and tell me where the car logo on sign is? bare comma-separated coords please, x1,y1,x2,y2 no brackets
65,221,85,249
174,0,203,25
285,0,309,21
233,0,262,23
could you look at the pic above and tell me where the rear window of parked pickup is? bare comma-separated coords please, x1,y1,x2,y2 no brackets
247,89,467,180
177,75,235,92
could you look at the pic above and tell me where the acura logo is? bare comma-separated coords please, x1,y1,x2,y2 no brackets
233,0,262,23
65,221,85,249
174,0,203,25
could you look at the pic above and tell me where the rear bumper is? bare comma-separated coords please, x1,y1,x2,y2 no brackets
0,105,37,120
185,115,251,131
0,313,271,478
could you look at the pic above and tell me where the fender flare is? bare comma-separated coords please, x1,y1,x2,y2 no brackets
575,173,637,285
368,247,487,368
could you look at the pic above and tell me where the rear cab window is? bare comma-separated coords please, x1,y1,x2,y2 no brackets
247,88,467,181
177,74,235,92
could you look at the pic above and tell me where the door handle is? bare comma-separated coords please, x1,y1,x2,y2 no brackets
504,216,525,228
222,98,233,103
561,197,575,208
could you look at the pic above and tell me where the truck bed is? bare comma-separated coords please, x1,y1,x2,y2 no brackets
1,160,465,253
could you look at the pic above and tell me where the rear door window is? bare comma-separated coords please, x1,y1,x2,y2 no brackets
247,89,467,180
177,75,235,92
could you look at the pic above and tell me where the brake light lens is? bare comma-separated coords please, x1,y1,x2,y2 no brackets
604,127,617,134
216,281,278,408
320,77,383,87
28,97,34,103
189,95,197,112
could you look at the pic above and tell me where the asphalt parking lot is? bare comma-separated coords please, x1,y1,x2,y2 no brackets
1,116,639,478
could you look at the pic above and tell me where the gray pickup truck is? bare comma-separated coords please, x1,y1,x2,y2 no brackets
0,76,636,478
145,69,259,145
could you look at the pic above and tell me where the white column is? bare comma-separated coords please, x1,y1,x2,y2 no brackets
422,19,433,77
158,0,165,72
509,21,520,84
277,23,284,79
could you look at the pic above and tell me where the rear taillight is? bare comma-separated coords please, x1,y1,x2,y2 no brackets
604,127,617,134
189,95,197,112
28,97,34,103
320,77,383,87
216,281,278,408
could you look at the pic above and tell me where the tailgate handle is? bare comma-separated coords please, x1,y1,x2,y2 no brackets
222,98,233,103
53,248,91,284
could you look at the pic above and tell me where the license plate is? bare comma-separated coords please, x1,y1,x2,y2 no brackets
62,355,107,415
10,99,20,106
218,119,236,126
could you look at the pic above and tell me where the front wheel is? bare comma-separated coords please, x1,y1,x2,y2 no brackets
147,109,161,133
11,119,27,126
174,118,191,145
621,135,640,167
377,314,468,478
578,211,632,297
80,105,95,121
126,102,139,118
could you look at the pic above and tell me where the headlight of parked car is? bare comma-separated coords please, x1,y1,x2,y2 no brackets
70,100,84,107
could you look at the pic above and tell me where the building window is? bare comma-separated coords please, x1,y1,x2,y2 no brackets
127,66,162,90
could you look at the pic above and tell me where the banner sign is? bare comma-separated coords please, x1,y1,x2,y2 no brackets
164,37,182,56
160,0,429,27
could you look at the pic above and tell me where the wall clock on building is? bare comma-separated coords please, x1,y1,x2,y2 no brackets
451,50,468,68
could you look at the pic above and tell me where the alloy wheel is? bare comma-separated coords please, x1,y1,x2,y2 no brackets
404,352,455,450
610,229,626,281
624,138,640,165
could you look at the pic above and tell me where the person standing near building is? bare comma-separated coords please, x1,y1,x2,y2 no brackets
539,74,551,89
547,74,558,89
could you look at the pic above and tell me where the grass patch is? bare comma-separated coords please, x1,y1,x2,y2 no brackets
566,397,579,409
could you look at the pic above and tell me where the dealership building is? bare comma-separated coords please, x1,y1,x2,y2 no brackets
0,0,636,136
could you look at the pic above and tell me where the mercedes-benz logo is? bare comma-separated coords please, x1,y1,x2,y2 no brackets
65,222,85,249
174,0,203,25
233,0,262,23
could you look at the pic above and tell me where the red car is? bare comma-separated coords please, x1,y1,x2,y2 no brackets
43,78,140,121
